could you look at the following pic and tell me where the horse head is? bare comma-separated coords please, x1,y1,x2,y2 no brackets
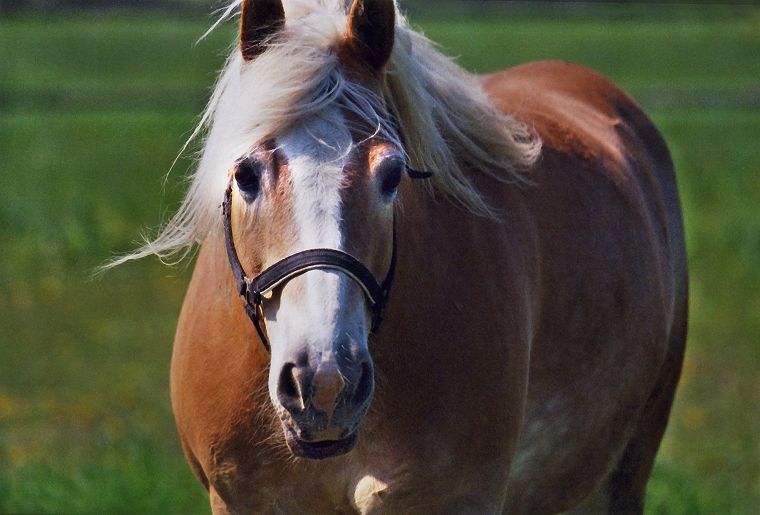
226,0,413,460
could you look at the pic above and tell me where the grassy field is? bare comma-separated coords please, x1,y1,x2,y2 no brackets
1,4,758,513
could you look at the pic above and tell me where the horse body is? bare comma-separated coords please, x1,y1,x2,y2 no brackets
108,1,689,512
169,58,686,513
486,62,687,512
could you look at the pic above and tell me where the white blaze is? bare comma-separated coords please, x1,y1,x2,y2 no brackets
265,108,367,377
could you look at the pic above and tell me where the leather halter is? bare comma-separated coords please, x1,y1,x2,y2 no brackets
222,168,431,352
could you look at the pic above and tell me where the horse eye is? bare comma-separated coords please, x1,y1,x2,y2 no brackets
377,158,404,198
235,157,264,201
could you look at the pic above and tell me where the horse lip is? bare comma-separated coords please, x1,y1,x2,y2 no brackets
283,426,358,460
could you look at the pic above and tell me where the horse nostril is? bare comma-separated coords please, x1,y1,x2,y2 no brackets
277,363,305,412
352,361,374,405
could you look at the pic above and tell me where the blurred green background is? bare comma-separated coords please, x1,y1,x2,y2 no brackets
0,1,758,513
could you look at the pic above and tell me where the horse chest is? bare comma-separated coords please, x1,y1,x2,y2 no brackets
214,460,394,514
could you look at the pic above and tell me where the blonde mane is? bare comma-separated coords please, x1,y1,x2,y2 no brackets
110,0,540,267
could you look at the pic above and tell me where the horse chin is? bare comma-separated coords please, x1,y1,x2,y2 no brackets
282,424,358,460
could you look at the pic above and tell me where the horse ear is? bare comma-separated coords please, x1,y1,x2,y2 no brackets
346,0,396,71
240,0,286,61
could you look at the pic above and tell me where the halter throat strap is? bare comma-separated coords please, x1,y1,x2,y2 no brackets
222,180,397,352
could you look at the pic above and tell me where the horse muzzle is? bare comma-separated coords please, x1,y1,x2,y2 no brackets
274,351,374,459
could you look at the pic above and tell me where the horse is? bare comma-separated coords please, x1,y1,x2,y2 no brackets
116,0,688,512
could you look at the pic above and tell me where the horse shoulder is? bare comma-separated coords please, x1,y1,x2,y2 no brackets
172,237,283,507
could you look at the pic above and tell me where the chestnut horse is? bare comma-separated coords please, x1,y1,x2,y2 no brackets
119,0,687,512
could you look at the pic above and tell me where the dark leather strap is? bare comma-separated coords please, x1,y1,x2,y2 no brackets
249,249,385,305
406,167,433,179
222,181,250,298
222,181,273,350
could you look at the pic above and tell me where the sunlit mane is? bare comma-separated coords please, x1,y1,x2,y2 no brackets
110,0,540,267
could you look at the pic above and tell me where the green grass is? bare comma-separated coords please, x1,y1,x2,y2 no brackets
1,5,758,513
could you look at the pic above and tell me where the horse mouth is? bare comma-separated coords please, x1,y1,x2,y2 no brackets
283,427,358,460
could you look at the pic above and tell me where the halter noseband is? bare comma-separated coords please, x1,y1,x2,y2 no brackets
222,172,429,352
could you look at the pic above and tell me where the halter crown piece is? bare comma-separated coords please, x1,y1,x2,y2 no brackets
222,168,432,352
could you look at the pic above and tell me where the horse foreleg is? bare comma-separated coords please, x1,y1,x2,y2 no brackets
210,487,234,515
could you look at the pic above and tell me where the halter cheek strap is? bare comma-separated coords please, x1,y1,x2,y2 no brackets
222,179,399,352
